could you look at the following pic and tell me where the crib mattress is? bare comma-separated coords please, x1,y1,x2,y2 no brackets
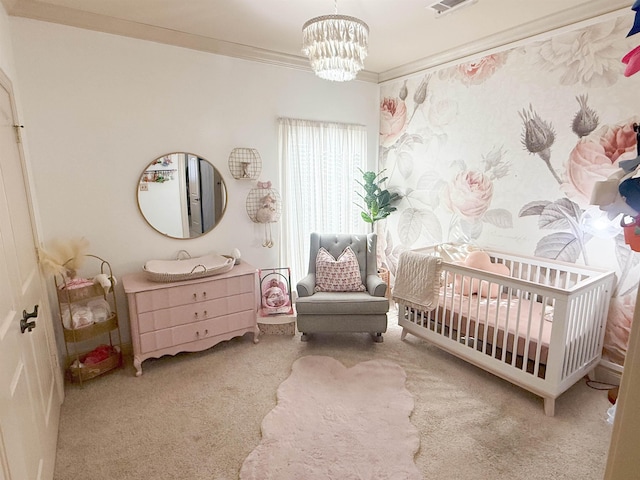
428,289,553,364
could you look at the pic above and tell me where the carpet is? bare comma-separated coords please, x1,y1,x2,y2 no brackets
239,355,421,479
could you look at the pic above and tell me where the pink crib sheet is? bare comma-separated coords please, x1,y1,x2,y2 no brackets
433,289,553,364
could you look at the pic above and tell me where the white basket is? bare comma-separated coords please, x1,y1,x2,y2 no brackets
143,251,235,282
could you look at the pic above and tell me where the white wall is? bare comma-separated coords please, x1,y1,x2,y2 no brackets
9,18,380,344
0,3,16,79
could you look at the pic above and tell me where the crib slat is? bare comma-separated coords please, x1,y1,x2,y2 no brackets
565,295,582,378
464,281,477,348
574,291,589,373
584,287,599,361
576,289,594,368
532,295,547,378
584,287,602,366
500,286,513,363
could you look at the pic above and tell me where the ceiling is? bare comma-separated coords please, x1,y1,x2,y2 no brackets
1,0,633,83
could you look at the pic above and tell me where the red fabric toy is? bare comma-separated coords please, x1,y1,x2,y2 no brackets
83,344,115,365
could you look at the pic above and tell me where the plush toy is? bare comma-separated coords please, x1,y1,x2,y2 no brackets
255,194,278,223
94,273,116,293
451,250,510,298
262,278,289,308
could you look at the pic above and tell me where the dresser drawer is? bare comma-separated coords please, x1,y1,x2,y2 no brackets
134,274,255,313
137,292,254,333
139,310,256,354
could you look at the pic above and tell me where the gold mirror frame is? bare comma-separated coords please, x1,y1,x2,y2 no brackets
137,152,227,239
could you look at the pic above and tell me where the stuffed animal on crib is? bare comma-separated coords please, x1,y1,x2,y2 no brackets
255,193,278,223
450,250,510,298
262,278,289,308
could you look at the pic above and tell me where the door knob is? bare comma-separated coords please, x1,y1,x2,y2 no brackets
20,305,39,334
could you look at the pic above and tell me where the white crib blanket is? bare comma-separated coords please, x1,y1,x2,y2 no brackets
392,251,442,312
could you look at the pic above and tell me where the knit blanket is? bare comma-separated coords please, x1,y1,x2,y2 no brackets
392,251,442,311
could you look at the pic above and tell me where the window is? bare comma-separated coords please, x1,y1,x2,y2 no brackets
278,118,367,283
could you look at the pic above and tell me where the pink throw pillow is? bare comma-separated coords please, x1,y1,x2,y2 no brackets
315,246,366,292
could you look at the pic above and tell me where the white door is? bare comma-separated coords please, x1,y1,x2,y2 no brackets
0,71,62,479
187,154,203,236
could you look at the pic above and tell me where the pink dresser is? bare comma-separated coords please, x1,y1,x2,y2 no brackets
122,263,259,376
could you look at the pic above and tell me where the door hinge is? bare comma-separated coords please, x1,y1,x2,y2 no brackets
13,124,23,143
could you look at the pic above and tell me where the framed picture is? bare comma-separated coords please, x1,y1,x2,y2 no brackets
258,267,294,316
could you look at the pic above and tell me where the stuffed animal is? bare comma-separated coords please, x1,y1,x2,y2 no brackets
262,278,289,308
255,194,278,223
451,251,510,298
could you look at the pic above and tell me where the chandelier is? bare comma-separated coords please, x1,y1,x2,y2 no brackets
301,1,369,82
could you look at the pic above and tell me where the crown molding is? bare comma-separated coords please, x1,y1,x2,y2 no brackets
5,0,380,83
4,0,628,85
378,0,632,83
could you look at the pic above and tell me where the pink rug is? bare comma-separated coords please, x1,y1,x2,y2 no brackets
240,355,421,479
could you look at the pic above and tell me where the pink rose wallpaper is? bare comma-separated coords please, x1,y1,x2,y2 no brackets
380,97,408,148
444,171,494,220
442,52,509,86
563,118,640,206
379,13,640,368
604,294,635,366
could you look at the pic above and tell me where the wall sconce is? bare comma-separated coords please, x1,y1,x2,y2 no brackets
228,148,262,180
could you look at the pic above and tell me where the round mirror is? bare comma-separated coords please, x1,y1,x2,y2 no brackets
137,153,227,239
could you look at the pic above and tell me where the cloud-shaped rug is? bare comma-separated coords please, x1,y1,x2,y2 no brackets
240,355,421,479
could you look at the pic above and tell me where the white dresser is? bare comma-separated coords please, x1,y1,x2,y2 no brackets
122,263,258,376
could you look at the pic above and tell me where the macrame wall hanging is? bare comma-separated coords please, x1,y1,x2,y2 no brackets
246,181,282,248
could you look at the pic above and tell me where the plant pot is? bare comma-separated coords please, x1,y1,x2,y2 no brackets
378,267,391,299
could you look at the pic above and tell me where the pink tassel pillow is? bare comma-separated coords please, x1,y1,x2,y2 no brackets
315,246,366,292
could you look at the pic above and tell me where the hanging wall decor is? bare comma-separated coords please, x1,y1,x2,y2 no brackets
246,181,282,248
228,148,262,180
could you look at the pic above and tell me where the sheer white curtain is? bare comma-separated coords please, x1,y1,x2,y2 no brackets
278,118,367,284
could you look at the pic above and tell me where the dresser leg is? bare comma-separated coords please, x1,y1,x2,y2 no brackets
134,357,143,377
253,326,260,343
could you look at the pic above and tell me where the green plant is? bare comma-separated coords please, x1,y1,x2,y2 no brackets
356,169,399,232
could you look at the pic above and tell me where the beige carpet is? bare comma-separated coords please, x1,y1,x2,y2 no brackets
54,308,614,480
240,356,421,479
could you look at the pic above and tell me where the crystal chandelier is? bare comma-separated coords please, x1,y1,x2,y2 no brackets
301,1,369,82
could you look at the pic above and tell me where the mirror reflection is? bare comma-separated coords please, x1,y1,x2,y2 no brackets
137,153,227,239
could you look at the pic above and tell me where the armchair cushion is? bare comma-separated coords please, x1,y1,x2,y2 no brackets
314,246,366,292
296,292,389,315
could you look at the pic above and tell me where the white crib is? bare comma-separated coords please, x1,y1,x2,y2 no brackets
396,246,615,416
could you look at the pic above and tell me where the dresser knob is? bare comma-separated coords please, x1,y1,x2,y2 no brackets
196,331,200,337
194,312,198,319
193,293,197,300
204,329,208,335
204,310,208,317
202,292,207,298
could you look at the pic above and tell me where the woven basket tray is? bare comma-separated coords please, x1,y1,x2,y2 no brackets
143,251,235,283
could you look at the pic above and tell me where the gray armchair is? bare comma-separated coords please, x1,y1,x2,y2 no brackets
296,232,389,342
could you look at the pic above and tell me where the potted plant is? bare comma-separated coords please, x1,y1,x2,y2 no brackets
356,169,399,233
356,169,399,294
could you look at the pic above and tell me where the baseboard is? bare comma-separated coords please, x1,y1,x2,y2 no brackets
588,361,623,386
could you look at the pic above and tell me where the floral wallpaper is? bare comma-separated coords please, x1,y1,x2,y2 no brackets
378,13,640,368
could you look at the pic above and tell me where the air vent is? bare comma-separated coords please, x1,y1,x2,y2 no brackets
428,0,478,17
